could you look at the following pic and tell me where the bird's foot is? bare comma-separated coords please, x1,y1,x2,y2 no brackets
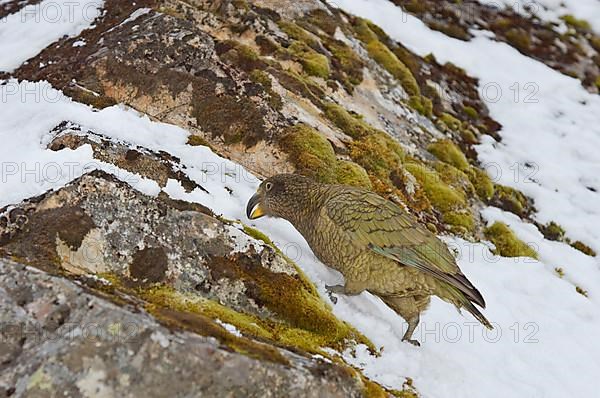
402,338,421,347
325,284,345,304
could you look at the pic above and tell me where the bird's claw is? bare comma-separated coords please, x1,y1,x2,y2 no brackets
325,284,345,304
402,338,421,347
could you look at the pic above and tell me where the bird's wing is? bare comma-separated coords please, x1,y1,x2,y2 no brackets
324,188,485,308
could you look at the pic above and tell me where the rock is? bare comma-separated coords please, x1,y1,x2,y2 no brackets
0,258,369,397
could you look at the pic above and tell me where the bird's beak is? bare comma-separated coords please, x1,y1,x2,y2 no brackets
246,192,265,220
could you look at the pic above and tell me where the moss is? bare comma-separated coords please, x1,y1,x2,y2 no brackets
349,131,405,180
408,95,433,117
278,20,319,47
323,102,373,139
492,185,531,217
243,225,274,246
505,28,531,52
484,222,538,259
405,163,466,212
575,286,589,297
427,139,469,171
570,241,597,257
288,41,330,79
540,221,565,241
324,38,365,87
282,124,337,183
555,267,565,278
187,135,210,147
466,166,495,201
594,76,600,90
560,15,592,31
463,105,479,119
443,211,475,234
439,112,462,131
217,40,265,72
335,161,373,189
249,69,283,110
366,40,420,97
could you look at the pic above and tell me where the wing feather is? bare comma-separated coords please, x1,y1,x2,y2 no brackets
324,187,485,308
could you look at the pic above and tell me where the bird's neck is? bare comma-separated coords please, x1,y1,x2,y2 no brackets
281,183,330,232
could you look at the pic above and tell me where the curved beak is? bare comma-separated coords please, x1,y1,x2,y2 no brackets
246,192,265,220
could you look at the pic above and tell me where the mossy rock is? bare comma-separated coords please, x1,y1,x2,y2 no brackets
466,166,495,201
278,20,319,47
484,221,538,259
323,102,373,139
560,15,592,31
335,161,372,189
282,124,337,183
427,139,469,171
433,162,475,197
187,135,210,147
463,105,479,120
366,40,420,97
408,95,433,117
324,38,365,87
570,240,597,257
439,112,462,132
443,211,475,235
349,131,405,180
505,28,531,52
288,41,330,79
539,221,565,241
491,184,532,217
404,163,466,212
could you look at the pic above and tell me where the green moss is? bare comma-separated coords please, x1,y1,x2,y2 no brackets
576,286,589,297
505,28,531,52
366,40,420,96
187,135,210,147
427,139,469,171
571,241,597,257
561,15,592,30
594,76,600,90
463,105,479,119
405,163,466,211
323,102,373,139
349,131,405,180
282,124,337,183
492,185,531,216
443,211,475,234
540,221,565,241
484,222,538,259
408,95,433,117
466,166,495,201
439,112,462,132
353,18,379,43
278,20,319,47
249,69,283,110
555,267,565,278
335,161,372,189
324,38,365,87
288,41,330,78
243,225,274,246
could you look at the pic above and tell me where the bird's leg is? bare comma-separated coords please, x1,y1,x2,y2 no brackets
325,280,366,304
402,314,421,347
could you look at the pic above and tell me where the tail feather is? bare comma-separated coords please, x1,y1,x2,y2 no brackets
463,300,493,330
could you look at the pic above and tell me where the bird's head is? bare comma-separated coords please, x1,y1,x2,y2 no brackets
246,174,313,221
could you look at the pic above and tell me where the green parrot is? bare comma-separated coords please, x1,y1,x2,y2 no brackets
247,174,491,345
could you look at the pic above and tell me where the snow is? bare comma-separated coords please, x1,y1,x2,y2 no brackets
2,0,600,396
0,0,104,72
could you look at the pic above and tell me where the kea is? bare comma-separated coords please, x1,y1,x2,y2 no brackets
246,174,491,345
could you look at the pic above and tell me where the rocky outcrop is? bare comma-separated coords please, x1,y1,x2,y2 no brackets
0,258,371,397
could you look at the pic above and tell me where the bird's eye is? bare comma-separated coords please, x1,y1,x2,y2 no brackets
265,182,273,191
